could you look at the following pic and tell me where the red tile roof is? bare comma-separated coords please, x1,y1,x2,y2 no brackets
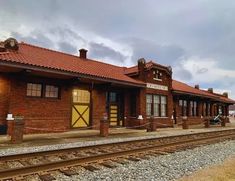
0,42,145,86
0,41,234,104
219,96,235,104
172,80,235,104
172,80,218,98
210,92,235,104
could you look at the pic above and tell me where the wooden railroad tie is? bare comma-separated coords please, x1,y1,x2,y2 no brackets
100,161,117,168
60,168,77,176
39,174,56,181
83,165,100,172
127,157,141,162
113,159,129,165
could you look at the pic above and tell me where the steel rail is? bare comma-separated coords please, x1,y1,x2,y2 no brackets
0,129,235,179
1,129,235,162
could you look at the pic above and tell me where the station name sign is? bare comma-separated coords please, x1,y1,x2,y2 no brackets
146,83,168,91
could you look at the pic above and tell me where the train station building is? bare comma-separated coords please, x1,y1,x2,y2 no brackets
0,38,234,135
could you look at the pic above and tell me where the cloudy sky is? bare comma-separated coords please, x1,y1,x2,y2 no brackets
1,0,235,98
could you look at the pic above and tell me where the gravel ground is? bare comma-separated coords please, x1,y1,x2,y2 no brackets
51,140,235,181
0,127,234,156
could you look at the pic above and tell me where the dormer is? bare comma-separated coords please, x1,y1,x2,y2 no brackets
153,69,162,81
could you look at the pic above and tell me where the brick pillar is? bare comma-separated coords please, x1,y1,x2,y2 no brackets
7,121,14,136
11,116,25,144
6,114,14,136
198,101,203,117
214,104,218,115
204,117,210,128
221,116,226,127
182,116,188,129
210,103,214,117
187,100,191,117
224,105,228,117
124,90,130,127
100,114,109,137
173,96,179,124
147,116,156,132
138,88,146,126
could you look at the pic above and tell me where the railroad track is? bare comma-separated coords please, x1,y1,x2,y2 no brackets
1,129,235,180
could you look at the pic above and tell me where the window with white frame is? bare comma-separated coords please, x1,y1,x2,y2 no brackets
146,94,167,117
146,94,152,116
26,83,42,97
190,101,198,116
45,85,59,98
160,96,167,117
203,102,206,116
207,103,211,116
194,101,197,116
179,99,188,116
153,95,160,117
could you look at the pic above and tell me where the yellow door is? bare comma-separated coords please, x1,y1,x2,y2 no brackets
71,89,90,128
110,105,118,126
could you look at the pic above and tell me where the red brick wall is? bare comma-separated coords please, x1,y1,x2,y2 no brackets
173,98,204,124
198,101,203,117
8,76,72,134
145,68,173,126
124,90,130,127
91,88,106,129
176,116,204,125
7,74,120,133
173,97,224,125
0,74,10,125
128,66,174,127
174,97,181,118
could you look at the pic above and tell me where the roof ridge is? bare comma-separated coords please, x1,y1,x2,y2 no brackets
20,42,125,70
172,79,219,97
174,80,227,98
20,42,82,59
148,60,168,68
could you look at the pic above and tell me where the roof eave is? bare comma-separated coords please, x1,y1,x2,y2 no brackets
172,90,218,100
0,61,145,88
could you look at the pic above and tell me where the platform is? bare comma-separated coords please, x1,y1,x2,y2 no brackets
0,117,235,156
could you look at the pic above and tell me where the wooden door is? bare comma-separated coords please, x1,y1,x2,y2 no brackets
109,104,118,126
71,89,90,128
107,92,124,127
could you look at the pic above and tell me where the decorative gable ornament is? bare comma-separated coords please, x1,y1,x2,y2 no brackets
4,38,19,51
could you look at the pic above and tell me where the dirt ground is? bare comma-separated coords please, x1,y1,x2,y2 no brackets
178,156,235,181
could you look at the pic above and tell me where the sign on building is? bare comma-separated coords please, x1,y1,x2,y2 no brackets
146,83,168,91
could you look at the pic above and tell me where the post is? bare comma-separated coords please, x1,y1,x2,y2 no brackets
147,116,156,132
100,113,109,137
204,117,210,128
182,116,188,129
11,116,25,144
221,116,226,127
6,114,14,136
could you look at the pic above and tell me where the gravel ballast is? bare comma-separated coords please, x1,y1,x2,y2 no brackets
1,127,234,157
50,140,235,181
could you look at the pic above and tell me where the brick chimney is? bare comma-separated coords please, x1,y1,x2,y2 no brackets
223,92,228,98
79,49,88,59
195,84,199,89
138,58,146,72
137,58,146,80
208,88,213,93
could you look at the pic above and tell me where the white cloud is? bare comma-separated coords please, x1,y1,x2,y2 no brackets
174,56,235,99
1,1,235,99
181,56,235,82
